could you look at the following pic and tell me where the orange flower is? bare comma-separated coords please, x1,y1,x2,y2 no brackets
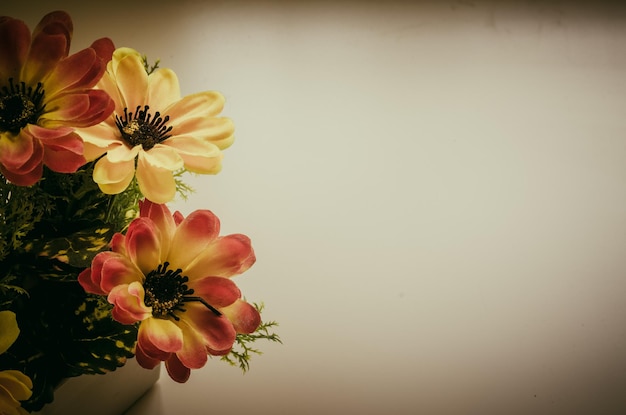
78,201,260,382
0,11,114,185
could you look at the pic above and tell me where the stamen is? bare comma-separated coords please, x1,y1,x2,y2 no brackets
0,78,45,133
115,105,173,150
143,262,222,320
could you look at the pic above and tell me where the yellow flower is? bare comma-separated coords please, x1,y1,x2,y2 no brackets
0,311,32,415
78,48,234,203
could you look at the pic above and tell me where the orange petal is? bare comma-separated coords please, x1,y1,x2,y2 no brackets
220,299,261,334
139,317,183,354
175,320,208,370
125,217,162,274
0,16,30,79
22,11,72,85
164,354,191,383
168,209,220,269
188,276,240,308
184,234,255,279
182,302,236,353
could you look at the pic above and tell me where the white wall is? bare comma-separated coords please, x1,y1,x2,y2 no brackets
6,1,626,414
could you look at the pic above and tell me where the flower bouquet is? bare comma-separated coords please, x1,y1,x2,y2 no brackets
0,11,279,414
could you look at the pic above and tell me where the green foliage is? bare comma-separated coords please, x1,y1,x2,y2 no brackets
142,55,161,75
0,164,142,412
0,160,279,411
221,303,282,372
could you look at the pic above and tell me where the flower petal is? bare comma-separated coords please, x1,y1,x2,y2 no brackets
92,156,135,195
89,37,115,63
181,302,236,353
167,209,220,270
110,232,127,255
109,282,152,324
173,117,234,150
0,131,44,186
99,254,143,292
135,343,162,370
0,16,30,79
141,145,183,171
136,153,176,203
0,370,32,402
184,234,255,280
188,276,240,308
166,91,225,120
125,217,162,274
41,90,114,128
106,143,140,163
28,126,86,173
147,68,180,109
43,48,104,96
163,137,223,174
78,251,119,295
111,48,147,111
0,131,38,171
175,320,208,370
22,11,72,86
220,299,262,334
139,200,176,258
164,354,191,383
139,317,184,354
0,311,19,355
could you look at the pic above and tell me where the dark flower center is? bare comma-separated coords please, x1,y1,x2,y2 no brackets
143,262,221,320
115,105,173,151
0,78,45,134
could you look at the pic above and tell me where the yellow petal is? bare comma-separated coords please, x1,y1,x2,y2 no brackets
0,371,32,401
93,156,135,194
142,145,184,170
166,91,225,120
147,68,180,109
0,311,19,355
113,50,148,112
136,154,176,203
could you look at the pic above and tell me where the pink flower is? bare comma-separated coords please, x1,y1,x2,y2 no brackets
78,200,260,382
0,11,114,185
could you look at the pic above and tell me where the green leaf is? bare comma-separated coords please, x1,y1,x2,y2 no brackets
63,295,137,376
31,224,114,268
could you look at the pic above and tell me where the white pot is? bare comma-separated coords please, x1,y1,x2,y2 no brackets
34,359,160,415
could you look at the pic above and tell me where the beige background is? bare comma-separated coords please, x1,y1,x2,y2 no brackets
5,1,626,414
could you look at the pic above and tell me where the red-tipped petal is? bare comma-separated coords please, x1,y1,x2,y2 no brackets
125,217,162,274
220,299,261,334
189,276,241,308
23,11,73,84
184,234,255,280
168,209,220,269
90,37,115,63
175,320,208,370
165,354,191,383
0,16,30,78
135,343,163,370
138,318,183,355
182,302,236,353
